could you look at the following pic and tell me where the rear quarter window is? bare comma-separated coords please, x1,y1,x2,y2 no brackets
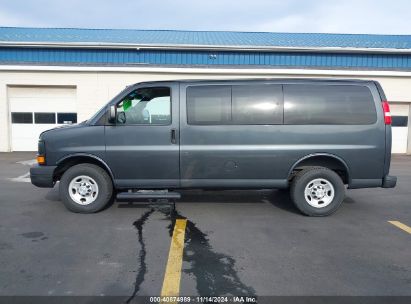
284,84,377,125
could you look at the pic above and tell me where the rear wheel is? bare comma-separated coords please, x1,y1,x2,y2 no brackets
290,167,345,216
59,164,113,213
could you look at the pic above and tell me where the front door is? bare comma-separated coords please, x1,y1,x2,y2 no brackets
105,83,180,188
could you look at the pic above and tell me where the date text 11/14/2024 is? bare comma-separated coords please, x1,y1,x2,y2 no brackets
149,296,257,303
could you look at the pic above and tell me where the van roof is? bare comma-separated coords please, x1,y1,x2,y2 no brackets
136,78,376,85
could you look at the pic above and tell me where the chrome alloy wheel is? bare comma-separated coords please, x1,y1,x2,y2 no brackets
68,175,99,205
304,178,335,208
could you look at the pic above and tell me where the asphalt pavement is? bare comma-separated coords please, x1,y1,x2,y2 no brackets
0,152,410,300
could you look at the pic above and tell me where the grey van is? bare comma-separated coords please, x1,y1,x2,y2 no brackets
30,79,397,216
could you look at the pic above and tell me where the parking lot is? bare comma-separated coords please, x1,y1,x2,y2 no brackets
0,152,410,300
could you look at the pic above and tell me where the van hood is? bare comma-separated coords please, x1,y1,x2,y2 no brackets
39,121,88,139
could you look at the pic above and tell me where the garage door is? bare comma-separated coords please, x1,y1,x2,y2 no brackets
9,86,77,151
390,103,409,154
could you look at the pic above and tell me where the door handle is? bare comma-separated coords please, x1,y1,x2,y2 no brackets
171,129,177,144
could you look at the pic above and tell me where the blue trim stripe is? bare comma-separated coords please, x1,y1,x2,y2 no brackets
1,47,411,70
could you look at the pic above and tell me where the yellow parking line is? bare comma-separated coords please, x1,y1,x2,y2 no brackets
160,219,187,301
388,221,411,234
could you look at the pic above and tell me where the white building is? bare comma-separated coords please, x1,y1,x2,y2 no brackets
0,27,410,153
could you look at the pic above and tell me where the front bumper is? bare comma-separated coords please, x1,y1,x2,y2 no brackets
382,175,397,188
30,165,57,188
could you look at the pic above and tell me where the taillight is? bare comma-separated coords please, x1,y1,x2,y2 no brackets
382,101,392,125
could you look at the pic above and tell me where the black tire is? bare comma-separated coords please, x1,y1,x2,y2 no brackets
290,167,345,216
59,164,113,213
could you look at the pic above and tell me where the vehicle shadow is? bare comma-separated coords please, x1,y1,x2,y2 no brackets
178,189,266,204
118,190,268,208
265,189,301,215
44,184,60,202
47,184,301,215
343,195,357,204
118,189,302,215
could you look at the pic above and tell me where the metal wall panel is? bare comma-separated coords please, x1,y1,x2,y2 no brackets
1,47,411,70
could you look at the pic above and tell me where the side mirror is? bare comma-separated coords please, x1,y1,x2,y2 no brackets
109,105,116,123
117,112,126,124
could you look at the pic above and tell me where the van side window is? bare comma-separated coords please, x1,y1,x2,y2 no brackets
116,87,171,125
187,84,283,125
187,86,231,124
232,85,283,124
284,85,377,125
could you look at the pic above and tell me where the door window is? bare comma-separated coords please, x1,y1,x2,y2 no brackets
116,87,171,125
232,85,283,124
187,84,283,125
187,85,231,125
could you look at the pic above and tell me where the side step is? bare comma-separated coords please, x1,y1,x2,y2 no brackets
116,190,181,202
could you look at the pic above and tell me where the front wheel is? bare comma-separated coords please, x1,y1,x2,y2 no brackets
59,164,113,213
290,167,345,216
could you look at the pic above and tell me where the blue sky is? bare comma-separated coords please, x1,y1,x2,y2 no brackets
0,0,409,34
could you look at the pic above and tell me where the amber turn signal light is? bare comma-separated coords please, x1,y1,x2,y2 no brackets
37,155,46,165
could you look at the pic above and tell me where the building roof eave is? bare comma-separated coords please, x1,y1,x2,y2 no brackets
1,41,411,54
